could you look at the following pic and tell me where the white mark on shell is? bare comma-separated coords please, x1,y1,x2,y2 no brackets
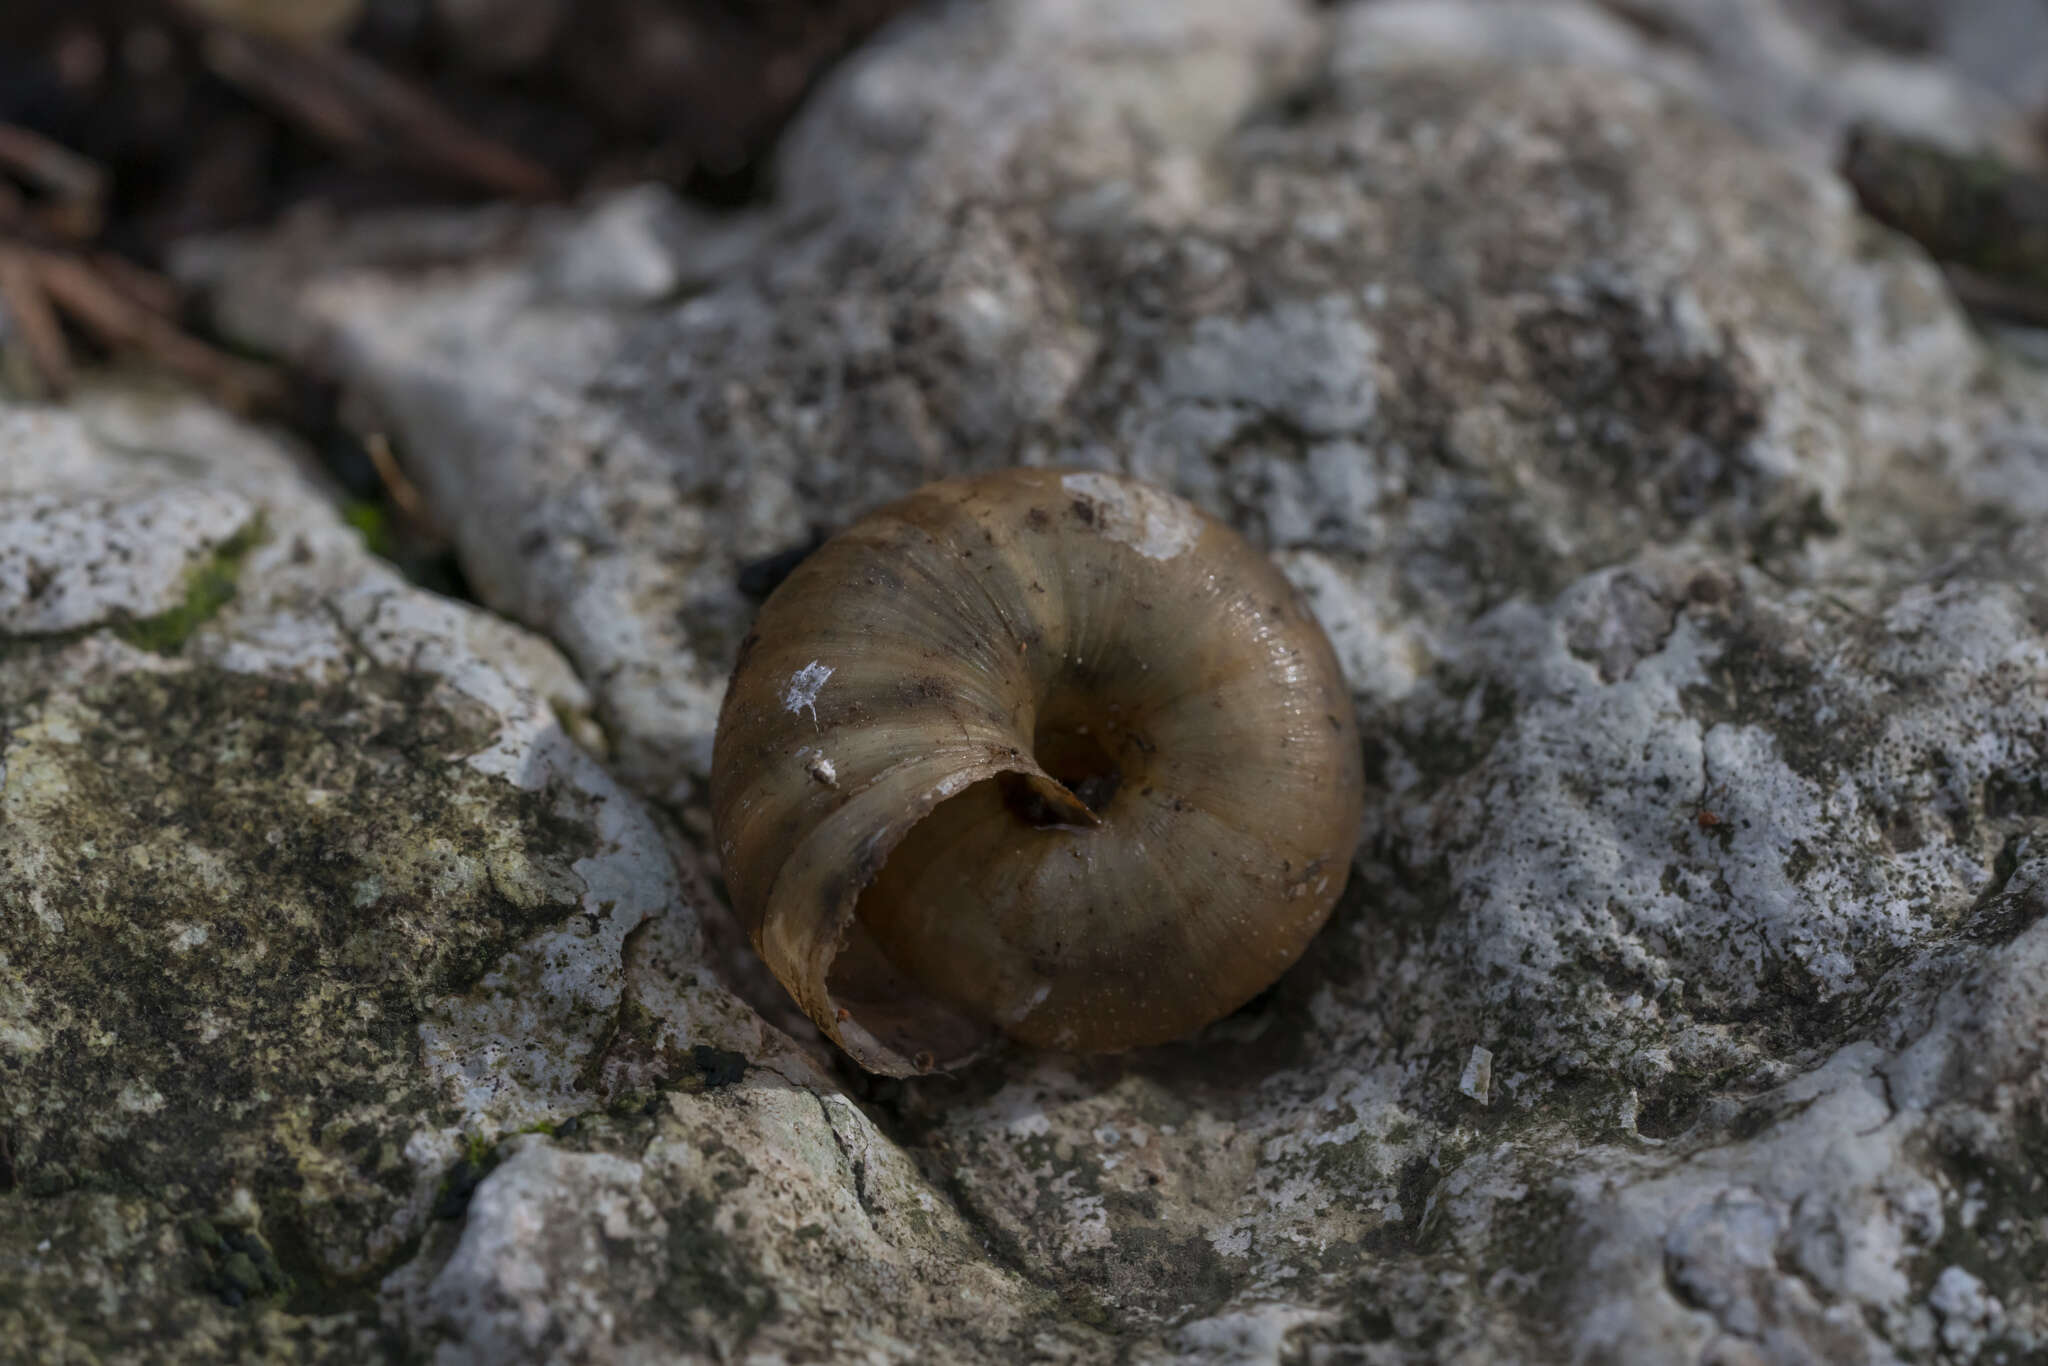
797,746,838,787
782,661,834,727
1060,472,1200,560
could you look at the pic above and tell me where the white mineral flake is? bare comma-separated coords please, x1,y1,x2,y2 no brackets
1929,1266,2003,1358
1618,1088,1664,1146
1458,1045,1494,1105
116,1080,166,1115
0,1020,45,1054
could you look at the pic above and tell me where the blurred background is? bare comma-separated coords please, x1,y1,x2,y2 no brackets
0,0,925,585
0,0,2045,589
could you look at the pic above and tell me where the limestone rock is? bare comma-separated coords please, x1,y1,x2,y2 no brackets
137,0,2048,1360
0,388,804,1360
1337,0,2048,164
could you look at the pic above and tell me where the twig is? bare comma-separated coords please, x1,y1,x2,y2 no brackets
0,245,74,395
87,251,183,319
363,431,431,526
185,13,555,199
0,119,277,410
0,123,107,239
198,27,372,149
29,246,281,408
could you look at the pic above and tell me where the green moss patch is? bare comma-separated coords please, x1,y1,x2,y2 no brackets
115,517,265,655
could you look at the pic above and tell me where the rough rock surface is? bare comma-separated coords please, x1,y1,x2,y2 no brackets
30,0,2048,1360
0,390,847,1361
1341,0,2048,165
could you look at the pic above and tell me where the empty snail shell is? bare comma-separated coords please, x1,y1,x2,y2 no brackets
709,467,1363,1076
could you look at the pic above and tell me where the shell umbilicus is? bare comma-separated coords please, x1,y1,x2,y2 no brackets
710,468,1363,1076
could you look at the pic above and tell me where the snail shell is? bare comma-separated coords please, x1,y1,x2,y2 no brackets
710,468,1363,1076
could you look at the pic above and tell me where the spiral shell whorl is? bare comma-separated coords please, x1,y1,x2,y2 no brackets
710,468,1363,1075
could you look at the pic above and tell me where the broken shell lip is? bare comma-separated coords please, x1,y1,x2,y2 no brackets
752,746,1088,1078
